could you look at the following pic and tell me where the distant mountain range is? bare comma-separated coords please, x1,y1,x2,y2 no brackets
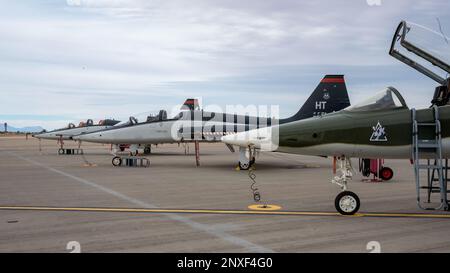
1,124,44,133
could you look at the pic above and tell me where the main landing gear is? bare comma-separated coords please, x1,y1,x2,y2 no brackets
332,156,361,215
238,146,256,170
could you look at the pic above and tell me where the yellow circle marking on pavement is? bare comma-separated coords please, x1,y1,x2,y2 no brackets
248,204,282,211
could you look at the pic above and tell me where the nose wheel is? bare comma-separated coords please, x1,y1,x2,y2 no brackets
112,156,122,167
335,191,360,215
331,156,361,215
238,157,255,170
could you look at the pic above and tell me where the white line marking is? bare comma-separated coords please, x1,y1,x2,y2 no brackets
6,151,274,253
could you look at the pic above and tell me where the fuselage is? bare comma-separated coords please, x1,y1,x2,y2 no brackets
71,75,351,146
33,125,115,140
73,111,273,144
223,105,450,159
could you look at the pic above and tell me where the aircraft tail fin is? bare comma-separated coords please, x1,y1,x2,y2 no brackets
181,98,200,110
280,75,350,124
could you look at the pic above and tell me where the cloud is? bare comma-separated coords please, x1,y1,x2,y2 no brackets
0,0,449,129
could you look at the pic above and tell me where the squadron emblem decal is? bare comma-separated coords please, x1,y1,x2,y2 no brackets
370,121,387,142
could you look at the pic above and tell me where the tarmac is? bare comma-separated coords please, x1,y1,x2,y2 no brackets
1,135,450,253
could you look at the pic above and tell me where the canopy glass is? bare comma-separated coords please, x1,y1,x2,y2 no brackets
346,87,408,112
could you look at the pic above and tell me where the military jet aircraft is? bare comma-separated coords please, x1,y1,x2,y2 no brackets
73,75,351,167
32,119,120,141
222,21,450,215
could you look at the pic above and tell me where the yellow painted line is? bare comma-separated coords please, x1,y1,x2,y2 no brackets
0,206,449,219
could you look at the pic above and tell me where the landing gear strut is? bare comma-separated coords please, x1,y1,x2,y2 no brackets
332,156,361,215
129,144,140,156
57,135,64,155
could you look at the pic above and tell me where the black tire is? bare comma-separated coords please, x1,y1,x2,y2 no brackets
379,167,394,181
144,146,151,155
112,156,122,167
335,191,360,215
238,161,250,170
120,147,125,152
58,148,64,155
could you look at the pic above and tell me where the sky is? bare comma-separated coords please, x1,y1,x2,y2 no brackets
0,0,449,130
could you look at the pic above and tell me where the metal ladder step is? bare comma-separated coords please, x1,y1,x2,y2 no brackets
417,123,437,126
417,164,442,169
417,144,439,148
412,105,449,211
431,178,450,182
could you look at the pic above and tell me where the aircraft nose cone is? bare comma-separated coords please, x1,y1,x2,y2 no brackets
221,132,251,147
222,128,278,151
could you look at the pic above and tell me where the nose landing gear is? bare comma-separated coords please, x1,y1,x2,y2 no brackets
332,156,361,215
112,156,122,167
335,191,361,215
237,146,256,170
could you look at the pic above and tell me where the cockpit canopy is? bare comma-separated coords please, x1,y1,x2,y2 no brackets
115,110,169,127
99,119,120,126
390,21,450,85
147,110,168,122
78,119,94,127
345,87,408,112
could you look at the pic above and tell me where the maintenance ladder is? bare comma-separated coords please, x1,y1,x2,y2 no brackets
412,105,449,210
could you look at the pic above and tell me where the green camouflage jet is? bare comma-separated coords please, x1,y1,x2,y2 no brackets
223,21,450,215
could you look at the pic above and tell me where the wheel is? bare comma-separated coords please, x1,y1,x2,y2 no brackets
238,161,250,170
112,156,122,167
253,192,261,202
335,191,360,215
379,167,394,181
120,147,125,152
144,146,151,155
58,148,64,155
